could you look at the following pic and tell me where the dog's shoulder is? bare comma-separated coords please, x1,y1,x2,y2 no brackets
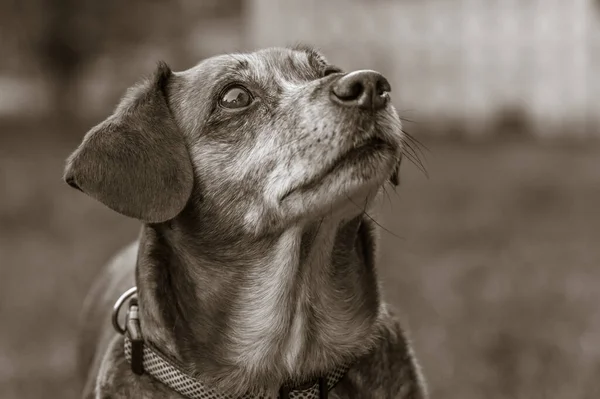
78,242,139,395
332,309,428,399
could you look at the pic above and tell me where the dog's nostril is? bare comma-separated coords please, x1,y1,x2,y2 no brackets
331,70,391,111
335,81,364,101
376,79,391,96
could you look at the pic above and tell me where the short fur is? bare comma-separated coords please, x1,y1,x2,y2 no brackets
67,46,428,399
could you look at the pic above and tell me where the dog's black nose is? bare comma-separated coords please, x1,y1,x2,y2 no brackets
331,70,391,111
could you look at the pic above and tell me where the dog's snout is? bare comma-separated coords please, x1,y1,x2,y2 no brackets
331,70,391,111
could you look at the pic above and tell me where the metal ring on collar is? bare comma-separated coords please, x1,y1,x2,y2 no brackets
112,286,138,335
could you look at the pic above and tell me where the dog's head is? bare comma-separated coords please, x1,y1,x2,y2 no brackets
64,46,404,235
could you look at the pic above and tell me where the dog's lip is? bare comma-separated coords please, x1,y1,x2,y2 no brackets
279,137,393,202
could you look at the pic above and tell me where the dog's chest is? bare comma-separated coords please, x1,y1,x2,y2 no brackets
228,225,334,372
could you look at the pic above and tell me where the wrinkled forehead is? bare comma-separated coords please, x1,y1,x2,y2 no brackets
180,46,329,87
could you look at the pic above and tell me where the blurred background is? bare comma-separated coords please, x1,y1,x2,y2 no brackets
1,0,599,398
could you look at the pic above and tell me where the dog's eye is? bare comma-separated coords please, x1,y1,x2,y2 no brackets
219,85,253,109
323,66,343,77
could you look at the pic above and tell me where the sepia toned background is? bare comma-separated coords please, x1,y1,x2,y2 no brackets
1,1,599,398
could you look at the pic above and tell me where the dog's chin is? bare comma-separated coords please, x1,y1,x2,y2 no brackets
278,140,397,221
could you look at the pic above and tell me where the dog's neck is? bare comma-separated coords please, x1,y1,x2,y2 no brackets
135,209,383,396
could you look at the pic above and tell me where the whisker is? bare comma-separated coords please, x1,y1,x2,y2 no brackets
401,145,428,177
344,194,403,240
403,129,430,154
400,131,429,178
385,180,402,199
381,185,394,213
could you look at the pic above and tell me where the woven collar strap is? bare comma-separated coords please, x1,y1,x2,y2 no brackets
114,289,350,399
123,335,349,399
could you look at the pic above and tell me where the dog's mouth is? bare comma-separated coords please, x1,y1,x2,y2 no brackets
279,137,393,202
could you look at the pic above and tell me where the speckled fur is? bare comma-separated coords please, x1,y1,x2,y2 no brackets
66,46,428,399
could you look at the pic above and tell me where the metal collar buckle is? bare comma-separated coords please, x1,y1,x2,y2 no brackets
112,287,144,375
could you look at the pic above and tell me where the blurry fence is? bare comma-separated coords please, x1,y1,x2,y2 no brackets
1,0,598,139
0,0,245,120
246,0,598,138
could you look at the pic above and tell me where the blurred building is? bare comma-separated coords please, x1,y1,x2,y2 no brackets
247,0,598,138
0,0,598,139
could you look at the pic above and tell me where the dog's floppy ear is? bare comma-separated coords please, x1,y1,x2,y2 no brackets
63,62,194,223
389,153,403,187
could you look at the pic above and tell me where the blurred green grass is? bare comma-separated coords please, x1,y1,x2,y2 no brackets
1,120,599,399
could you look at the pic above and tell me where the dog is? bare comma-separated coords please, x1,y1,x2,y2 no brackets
65,45,428,399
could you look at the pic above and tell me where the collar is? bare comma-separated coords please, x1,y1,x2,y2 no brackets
113,287,351,399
